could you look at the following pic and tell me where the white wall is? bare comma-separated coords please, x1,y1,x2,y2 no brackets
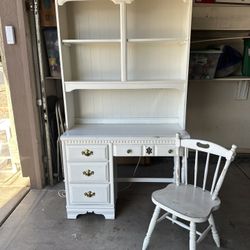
187,81,250,151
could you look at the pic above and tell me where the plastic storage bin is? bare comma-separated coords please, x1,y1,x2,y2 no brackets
189,50,222,80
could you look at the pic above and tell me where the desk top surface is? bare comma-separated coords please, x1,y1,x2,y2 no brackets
61,124,189,140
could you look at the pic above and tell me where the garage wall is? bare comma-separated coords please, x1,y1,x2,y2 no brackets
187,4,250,152
187,81,250,151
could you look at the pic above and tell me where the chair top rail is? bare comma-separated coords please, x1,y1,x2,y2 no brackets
180,139,236,160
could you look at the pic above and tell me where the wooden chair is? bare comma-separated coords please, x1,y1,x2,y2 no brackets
142,134,237,250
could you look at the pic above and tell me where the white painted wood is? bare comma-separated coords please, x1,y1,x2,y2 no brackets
202,153,210,190
75,117,179,125
113,144,142,156
108,143,115,214
58,0,135,5
69,183,110,204
197,225,212,244
155,145,176,157
57,0,192,221
73,89,182,125
66,144,108,162
60,124,189,139
66,207,115,219
184,147,188,184
127,0,191,38
64,1,120,39
62,39,121,44
120,2,127,82
166,216,201,234
189,222,196,250
152,184,221,223
111,0,134,4
68,162,109,182
210,156,221,194
127,42,187,81
142,206,161,250
208,214,220,247
64,80,185,92
181,139,233,160
128,38,188,43
55,2,71,128
194,150,198,187
144,137,236,249
66,44,121,81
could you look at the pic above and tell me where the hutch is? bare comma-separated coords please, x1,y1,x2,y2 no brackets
56,0,192,219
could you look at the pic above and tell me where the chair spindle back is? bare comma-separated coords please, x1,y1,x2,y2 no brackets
175,134,237,200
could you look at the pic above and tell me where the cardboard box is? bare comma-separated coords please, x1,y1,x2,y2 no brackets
40,0,56,27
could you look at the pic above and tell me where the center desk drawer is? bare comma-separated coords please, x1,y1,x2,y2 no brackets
69,184,110,204
66,145,108,162
113,145,142,156
68,163,109,183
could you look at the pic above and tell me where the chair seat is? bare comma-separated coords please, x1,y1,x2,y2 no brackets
152,184,221,223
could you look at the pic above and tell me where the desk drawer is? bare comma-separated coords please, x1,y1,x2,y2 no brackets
68,163,109,183
69,184,110,204
155,145,176,156
113,145,142,156
66,145,108,162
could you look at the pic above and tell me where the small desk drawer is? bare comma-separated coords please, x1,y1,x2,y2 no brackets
155,145,176,156
113,145,142,156
66,145,108,162
69,184,110,204
68,163,109,183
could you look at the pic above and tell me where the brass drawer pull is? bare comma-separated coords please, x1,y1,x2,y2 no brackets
83,169,95,177
82,149,93,157
84,191,96,198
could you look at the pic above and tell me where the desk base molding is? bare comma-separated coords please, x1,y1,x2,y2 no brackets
66,207,115,220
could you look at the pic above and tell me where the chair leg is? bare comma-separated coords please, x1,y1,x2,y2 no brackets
208,214,220,247
142,206,161,250
189,222,196,250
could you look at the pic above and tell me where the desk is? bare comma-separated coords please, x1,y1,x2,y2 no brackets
61,124,189,219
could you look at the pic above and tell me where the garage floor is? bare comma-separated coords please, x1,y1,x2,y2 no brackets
0,157,249,250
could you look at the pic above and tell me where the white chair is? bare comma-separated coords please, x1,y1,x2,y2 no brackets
142,134,237,250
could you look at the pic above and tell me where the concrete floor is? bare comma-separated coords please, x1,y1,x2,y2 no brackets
0,157,249,250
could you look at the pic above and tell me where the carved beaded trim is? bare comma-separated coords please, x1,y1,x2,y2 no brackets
62,138,175,145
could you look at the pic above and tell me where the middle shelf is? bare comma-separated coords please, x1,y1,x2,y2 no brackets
62,38,188,45
64,80,186,92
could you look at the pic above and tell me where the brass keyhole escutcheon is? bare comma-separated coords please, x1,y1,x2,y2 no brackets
84,191,96,198
83,169,94,177
82,149,93,157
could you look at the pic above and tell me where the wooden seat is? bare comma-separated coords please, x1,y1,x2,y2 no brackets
152,184,220,223
142,134,237,250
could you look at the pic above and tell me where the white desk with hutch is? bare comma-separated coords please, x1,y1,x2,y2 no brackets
56,0,192,219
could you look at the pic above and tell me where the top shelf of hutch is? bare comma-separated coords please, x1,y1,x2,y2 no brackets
58,0,135,6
